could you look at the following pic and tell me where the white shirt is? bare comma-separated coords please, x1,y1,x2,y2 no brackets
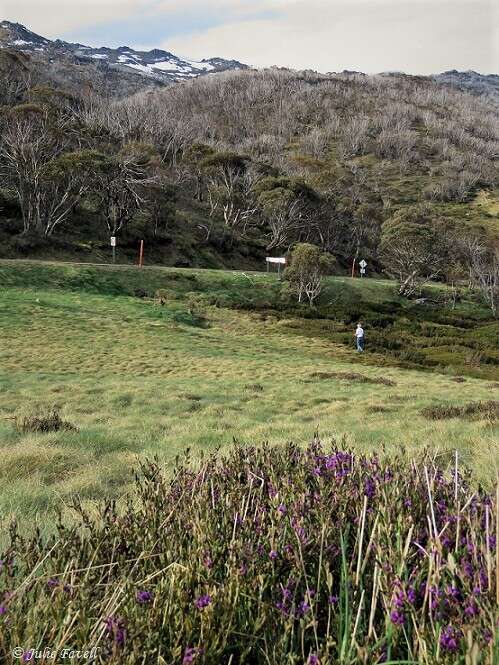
355,327,364,338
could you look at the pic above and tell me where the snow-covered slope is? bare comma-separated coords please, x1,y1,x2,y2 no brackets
0,20,248,84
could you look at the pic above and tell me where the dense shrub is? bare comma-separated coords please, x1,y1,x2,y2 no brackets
0,441,497,663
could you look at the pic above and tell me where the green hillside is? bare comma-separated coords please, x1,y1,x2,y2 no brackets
1,65,498,272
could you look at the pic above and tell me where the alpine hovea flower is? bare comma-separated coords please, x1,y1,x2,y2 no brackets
297,600,310,616
390,610,405,626
136,590,153,604
269,550,278,560
406,588,416,604
47,578,60,589
0,606,6,615
392,590,404,610
308,655,319,665
328,595,339,605
183,647,203,664
364,478,376,499
195,594,212,610
445,585,460,600
104,616,126,647
278,504,286,515
440,625,461,653
22,651,33,663
464,602,479,617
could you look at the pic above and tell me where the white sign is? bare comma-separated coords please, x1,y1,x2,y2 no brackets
110,237,116,247
360,268,366,275
359,259,367,268
266,257,286,264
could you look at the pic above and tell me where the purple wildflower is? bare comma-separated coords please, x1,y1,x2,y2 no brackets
328,595,339,605
136,590,153,604
269,550,278,560
364,478,376,499
183,647,203,664
390,610,405,626
464,602,479,617
0,606,6,615
445,585,460,600
278,504,287,515
297,600,310,616
47,578,60,589
22,651,33,662
104,616,126,647
440,625,461,653
309,655,319,665
195,594,212,610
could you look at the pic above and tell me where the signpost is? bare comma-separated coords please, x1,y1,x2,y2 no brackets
359,259,367,278
266,257,286,276
110,236,116,264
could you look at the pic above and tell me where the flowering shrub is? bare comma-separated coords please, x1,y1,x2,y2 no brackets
0,441,497,663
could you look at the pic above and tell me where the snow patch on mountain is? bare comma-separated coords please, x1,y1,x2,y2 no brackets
0,20,248,85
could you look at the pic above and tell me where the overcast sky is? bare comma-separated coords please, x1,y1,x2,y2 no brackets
3,0,498,74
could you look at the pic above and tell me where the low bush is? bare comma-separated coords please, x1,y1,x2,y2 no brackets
421,400,499,421
14,408,78,434
309,371,396,386
0,441,496,663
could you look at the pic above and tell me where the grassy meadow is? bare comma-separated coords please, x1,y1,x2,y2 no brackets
0,261,497,531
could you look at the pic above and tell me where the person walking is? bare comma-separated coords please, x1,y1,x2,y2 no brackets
355,323,365,352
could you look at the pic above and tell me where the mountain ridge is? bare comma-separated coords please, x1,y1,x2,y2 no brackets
0,19,249,85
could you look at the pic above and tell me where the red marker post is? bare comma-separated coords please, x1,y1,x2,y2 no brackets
138,240,144,268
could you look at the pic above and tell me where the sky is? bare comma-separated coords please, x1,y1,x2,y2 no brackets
2,0,498,74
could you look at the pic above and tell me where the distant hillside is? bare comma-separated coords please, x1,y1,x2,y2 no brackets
434,70,499,102
0,20,248,97
0,31,497,283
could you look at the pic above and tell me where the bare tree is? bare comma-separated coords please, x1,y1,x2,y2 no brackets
1,106,59,233
95,143,160,236
0,104,99,236
380,207,447,297
262,197,308,251
469,246,499,317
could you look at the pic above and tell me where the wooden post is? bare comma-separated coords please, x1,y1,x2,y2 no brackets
139,240,144,268
351,257,356,278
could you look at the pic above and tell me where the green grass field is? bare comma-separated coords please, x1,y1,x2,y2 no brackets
0,262,497,534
